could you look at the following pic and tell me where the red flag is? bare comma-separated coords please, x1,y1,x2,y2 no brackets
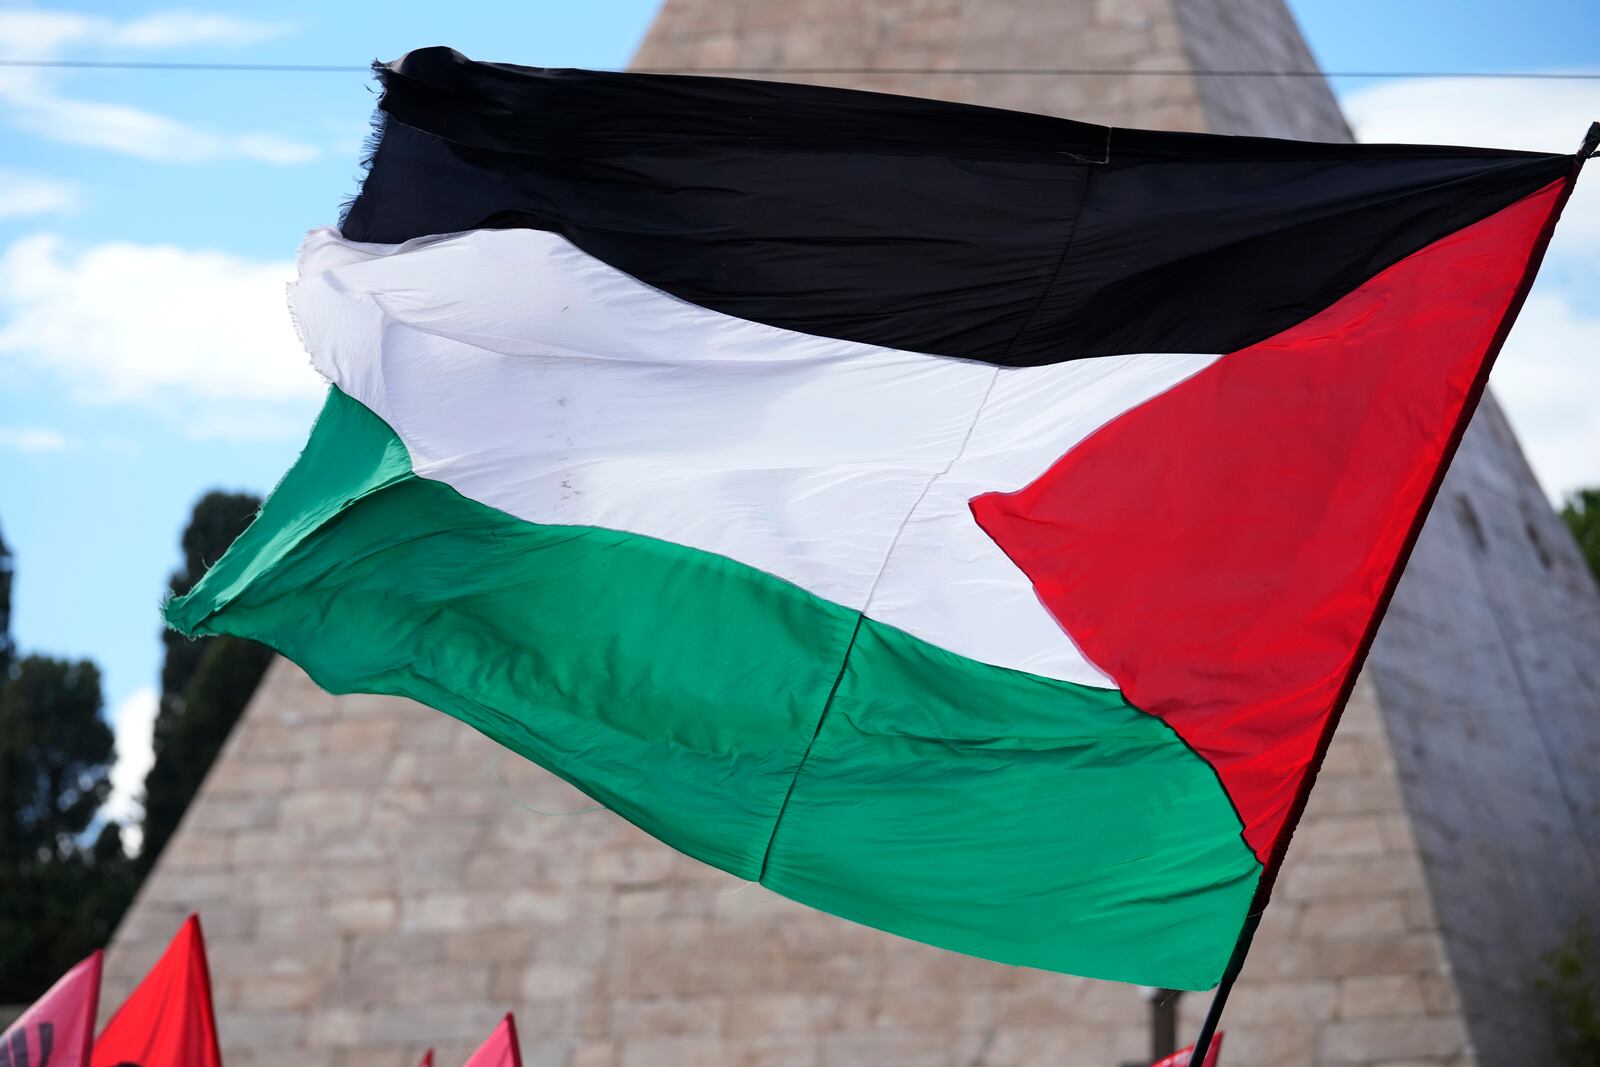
91,916,221,1067
1151,1033,1223,1067
417,1052,434,1067
0,950,103,1067
461,1015,520,1067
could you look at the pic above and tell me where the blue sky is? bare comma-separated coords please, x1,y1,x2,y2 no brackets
2,0,1597,838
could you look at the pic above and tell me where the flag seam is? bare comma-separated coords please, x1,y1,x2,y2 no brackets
755,613,865,885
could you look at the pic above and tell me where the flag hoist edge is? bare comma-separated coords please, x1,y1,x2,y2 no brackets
167,47,1587,990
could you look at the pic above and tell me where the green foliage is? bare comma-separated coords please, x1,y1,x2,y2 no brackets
0,492,274,1000
1562,488,1600,586
0,655,137,1002
139,491,271,872
0,657,112,861
1,522,14,682
1537,920,1600,1067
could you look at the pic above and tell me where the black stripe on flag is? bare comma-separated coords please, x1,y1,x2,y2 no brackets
343,47,1573,365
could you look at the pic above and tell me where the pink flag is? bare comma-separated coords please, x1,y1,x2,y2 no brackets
0,951,103,1067
1151,1032,1224,1067
461,1015,520,1067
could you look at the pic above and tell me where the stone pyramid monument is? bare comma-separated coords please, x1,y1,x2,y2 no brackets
102,2,1600,1065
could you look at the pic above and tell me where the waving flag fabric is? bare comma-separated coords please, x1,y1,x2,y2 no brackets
92,916,221,1067
0,951,102,1067
461,1015,520,1067
166,47,1586,990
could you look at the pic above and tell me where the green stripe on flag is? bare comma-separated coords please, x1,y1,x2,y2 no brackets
168,387,1260,988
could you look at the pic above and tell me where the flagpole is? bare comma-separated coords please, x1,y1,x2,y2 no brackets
1183,119,1599,1067
1184,913,1256,1064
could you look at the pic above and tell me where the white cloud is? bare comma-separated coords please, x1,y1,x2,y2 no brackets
9,92,319,165
105,685,159,853
0,9,317,165
0,168,77,220
1491,292,1600,503
0,426,70,452
103,12,290,50
0,234,325,439
229,132,322,166
0,12,107,59
1342,77,1599,152
1341,76,1600,500
0,10,289,60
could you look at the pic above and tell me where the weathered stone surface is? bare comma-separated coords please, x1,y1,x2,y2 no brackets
1171,0,1350,138
1364,400,1600,1067
99,5,1600,1067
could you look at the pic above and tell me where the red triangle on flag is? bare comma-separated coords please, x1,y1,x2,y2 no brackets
417,1051,434,1067
0,950,103,1067
91,915,222,1067
461,1014,520,1067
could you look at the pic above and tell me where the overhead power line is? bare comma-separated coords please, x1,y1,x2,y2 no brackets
0,60,367,72
3,58,1600,79
650,67,1600,80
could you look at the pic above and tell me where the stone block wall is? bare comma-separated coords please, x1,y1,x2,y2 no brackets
631,0,1210,132
1172,0,1351,139
1365,398,1600,1067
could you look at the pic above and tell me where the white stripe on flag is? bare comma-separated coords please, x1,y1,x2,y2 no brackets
291,227,1220,688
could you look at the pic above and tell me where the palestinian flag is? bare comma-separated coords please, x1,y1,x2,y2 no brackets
168,48,1589,990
